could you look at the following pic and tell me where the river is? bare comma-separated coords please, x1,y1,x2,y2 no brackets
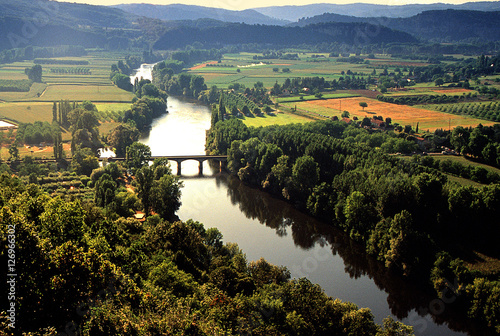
131,65,481,336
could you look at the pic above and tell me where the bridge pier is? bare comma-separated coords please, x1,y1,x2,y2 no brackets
198,160,203,175
174,160,182,175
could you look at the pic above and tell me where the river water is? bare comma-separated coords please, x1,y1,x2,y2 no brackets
131,66,479,336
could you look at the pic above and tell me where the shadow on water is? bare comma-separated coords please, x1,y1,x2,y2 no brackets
213,172,492,336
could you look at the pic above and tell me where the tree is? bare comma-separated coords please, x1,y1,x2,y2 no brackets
126,142,151,173
71,147,99,176
342,111,350,118
68,107,101,154
292,155,319,193
107,124,140,157
52,102,58,122
8,143,19,161
151,173,183,220
435,78,444,87
361,117,372,127
343,191,377,240
359,102,368,111
25,64,42,82
94,173,117,208
135,165,154,216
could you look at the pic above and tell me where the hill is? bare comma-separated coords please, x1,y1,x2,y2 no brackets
254,1,500,21
292,9,500,42
113,3,290,25
0,0,141,52
0,0,137,28
153,21,418,50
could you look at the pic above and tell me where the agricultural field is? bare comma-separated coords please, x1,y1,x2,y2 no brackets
0,102,53,123
425,101,500,121
189,52,376,89
282,97,494,131
0,52,135,128
241,110,315,127
0,55,134,104
383,86,477,97
276,92,359,103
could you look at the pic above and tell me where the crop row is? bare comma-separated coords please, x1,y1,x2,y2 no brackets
433,101,500,121
0,79,31,92
50,68,92,75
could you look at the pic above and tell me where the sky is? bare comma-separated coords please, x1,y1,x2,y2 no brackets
60,0,496,10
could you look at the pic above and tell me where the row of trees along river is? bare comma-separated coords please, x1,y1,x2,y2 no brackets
130,64,483,336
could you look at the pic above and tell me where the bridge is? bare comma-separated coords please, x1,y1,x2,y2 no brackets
4,155,228,176
106,155,228,175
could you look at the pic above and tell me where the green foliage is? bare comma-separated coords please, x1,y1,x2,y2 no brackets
106,123,140,157
208,116,500,332
24,64,42,82
0,172,421,335
125,142,151,173
71,147,99,176
123,96,167,130
0,79,31,92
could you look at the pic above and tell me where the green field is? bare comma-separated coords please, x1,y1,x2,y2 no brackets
276,92,359,103
0,52,135,126
188,52,377,89
241,110,315,127
431,154,500,175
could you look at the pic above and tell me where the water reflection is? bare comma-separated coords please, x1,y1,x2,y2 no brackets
215,173,491,336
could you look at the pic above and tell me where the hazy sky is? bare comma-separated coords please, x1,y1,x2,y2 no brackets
61,0,494,10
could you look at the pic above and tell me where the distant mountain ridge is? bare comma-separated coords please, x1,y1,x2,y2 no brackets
292,9,500,42
112,3,290,25
0,0,137,28
153,21,417,49
254,1,500,21
0,0,138,51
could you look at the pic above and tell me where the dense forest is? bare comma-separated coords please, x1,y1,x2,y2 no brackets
153,22,417,50
206,117,500,333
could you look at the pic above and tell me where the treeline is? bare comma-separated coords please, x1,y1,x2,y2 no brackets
270,75,369,96
123,96,167,130
152,68,207,99
206,118,499,332
0,155,414,335
110,60,135,91
0,45,86,64
110,53,164,92
377,93,476,105
35,58,89,65
252,51,300,60
170,48,222,65
415,155,500,184
450,124,500,167
152,22,417,50
15,121,59,145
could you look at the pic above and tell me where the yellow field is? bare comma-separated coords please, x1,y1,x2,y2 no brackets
287,97,494,131
0,102,53,123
